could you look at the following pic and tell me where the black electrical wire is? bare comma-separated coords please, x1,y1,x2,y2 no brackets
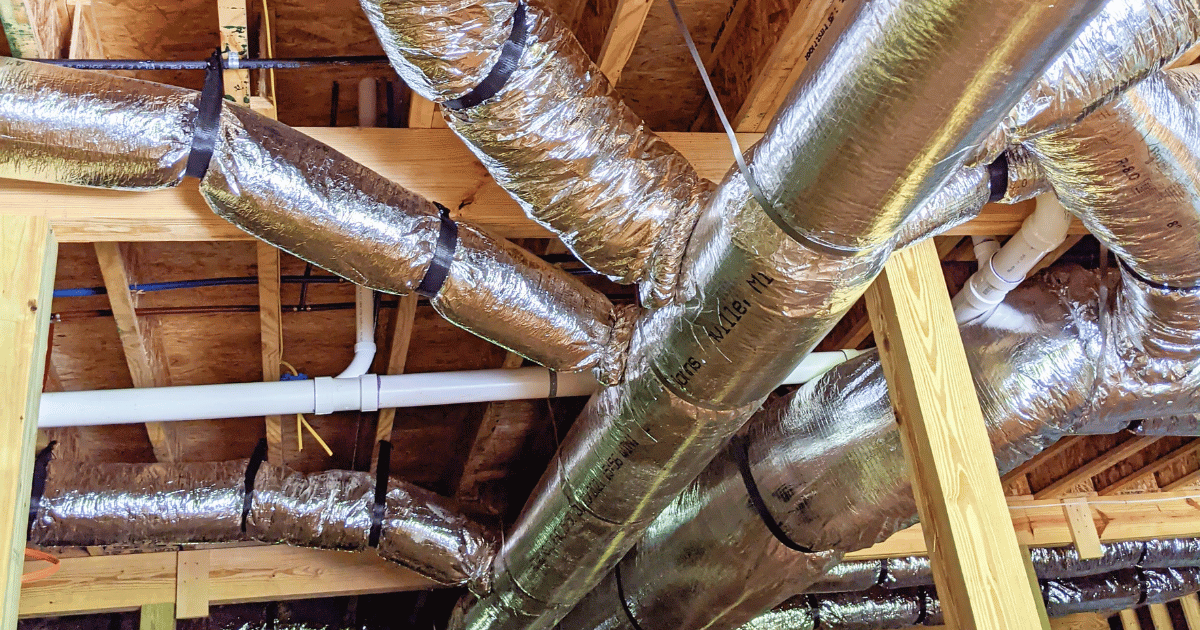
23,55,393,71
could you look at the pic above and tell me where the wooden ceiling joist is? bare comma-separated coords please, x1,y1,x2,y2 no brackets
18,545,435,618
0,0,69,58
0,128,1060,243
1101,437,1200,496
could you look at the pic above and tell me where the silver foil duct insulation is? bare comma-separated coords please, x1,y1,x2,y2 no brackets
997,144,1051,204
999,0,1200,148
456,3,1096,627
364,0,710,303
808,561,885,594
29,458,496,592
744,0,1100,253
0,58,628,380
1045,571,1141,617
889,163,992,251
1133,415,1200,435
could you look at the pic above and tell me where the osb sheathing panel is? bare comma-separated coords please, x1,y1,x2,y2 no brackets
1027,433,1125,495
50,317,134,391
616,0,737,130
1093,436,1189,492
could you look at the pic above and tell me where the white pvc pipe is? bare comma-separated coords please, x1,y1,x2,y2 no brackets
358,77,377,128
335,285,377,379
953,193,1072,324
38,352,865,428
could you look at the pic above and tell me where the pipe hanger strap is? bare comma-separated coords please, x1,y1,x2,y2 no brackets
443,2,528,110
370,440,393,547
185,50,225,180
731,434,815,553
416,203,460,298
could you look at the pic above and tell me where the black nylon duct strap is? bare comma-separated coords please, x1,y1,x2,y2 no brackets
369,440,393,547
808,594,822,629
614,562,648,630
1136,569,1148,605
876,558,889,587
730,435,814,553
241,438,269,533
987,153,1010,202
548,370,558,399
27,441,56,537
915,586,929,625
416,203,459,298
185,50,225,180
443,2,527,110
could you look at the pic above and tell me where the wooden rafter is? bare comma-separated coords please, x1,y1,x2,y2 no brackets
1,216,56,630
453,350,524,504
371,293,419,472
1034,435,1162,499
865,239,1045,629
595,0,654,85
1100,437,1200,496
93,243,179,462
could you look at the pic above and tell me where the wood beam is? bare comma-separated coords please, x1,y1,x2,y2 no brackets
0,216,55,630
19,545,436,618
139,603,174,630
1101,438,1200,496
595,0,654,85
865,239,1049,629
1002,436,1088,485
1120,610,1143,630
845,490,1200,561
258,243,286,466
174,550,209,620
65,0,101,60
1148,604,1171,630
453,351,524,502
1034,435,1162,499
1164,468,1200,492
0,129,1060,243
0,0,69,58
93,243,178,462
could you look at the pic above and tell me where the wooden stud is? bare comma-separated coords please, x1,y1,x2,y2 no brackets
174,550,209,619
93,242,178,462
65,0,101,60
1149,604,1172,630
139,603,174,630
595,0,654,85
865,239,1048,630
216,0,252,107
1120,610,1144,630
1050,614,1116,630
19,546,436,617
1034,436,1162,499
1003,436,1089,485
1180,593,1200,629
0,217,55,630
258,243,285,465
1061,497,1103,560
1021,545,1053,629
1102,438,1200,496
453,351,525,500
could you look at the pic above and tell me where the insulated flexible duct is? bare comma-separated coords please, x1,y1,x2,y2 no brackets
441,2,1098,629
0,58,630,381
748,567,1200,630
362,0,711,304
560,67,1200,630
28,455,496,592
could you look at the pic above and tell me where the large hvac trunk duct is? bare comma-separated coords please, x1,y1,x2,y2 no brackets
356,2,1102,629
560,67,1200,630
746,567,1200,630
0,58,632,382
28,453,496,593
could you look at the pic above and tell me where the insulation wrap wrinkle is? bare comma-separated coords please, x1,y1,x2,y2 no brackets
747,0,1102,252
359,0,516,100
888,162,991,251
368,0,712,301
30,459,497,593
999,0,1200,146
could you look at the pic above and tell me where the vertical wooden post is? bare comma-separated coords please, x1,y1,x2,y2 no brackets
139,602,175,630
1148,604,1172,630
864,239,1047,630
1181,594,1200,629
0,217,56,630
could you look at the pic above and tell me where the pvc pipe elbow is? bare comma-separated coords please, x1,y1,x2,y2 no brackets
335,341,377,379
